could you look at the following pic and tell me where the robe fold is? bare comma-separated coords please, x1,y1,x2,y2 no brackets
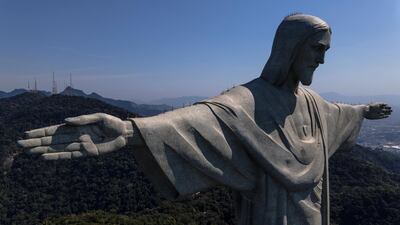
130,78,364,225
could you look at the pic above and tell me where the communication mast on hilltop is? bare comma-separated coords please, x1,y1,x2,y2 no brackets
34,78,37,92
69,73,73,88
52,72,58,95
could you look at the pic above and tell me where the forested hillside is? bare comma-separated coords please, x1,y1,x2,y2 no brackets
0,93,399,225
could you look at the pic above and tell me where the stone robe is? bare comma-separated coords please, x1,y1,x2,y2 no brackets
130,78,364,225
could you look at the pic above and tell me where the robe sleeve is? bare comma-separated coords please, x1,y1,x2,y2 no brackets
303,88,365,158
129,104,258,199
322,102,365,157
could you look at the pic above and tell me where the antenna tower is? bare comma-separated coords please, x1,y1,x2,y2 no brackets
34,78,37,92
52,72,58,94
69,73,73,88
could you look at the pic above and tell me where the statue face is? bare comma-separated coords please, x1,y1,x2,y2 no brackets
292,31,331,86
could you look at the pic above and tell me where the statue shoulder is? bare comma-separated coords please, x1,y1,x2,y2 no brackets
300,87,326,103
200,83,256,116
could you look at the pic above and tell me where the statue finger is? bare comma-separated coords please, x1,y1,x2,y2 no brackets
26,142,82,154
65,113,105,126
41,151,88,160
384,111,392,115
380,110,392,115
70,151,87,158
18,139,42,148
378,103,388,108
25,125,61,138
382,108,392,114
379,104,390,109
41,152,71,160
25,124,76,138
24,128,47,138
18,134,79,148
96,136,126,155
80,134,100,156
41,152,72,160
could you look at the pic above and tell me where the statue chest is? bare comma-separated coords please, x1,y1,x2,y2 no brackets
291,93,314,140
255,88,322,165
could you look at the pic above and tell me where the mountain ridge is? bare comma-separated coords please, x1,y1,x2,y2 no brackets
2,87,399,105
58,87,172,116
0,87,171,116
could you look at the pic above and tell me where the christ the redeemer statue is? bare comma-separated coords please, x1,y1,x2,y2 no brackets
18,14,391,225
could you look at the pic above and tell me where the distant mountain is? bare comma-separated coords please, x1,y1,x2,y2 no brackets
0,89,51,98
6,89,29,97
0,87,171,116
148,96,208,107
59,86,87,97
59,86,171,116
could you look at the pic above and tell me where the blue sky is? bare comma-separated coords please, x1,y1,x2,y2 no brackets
0,0,399,101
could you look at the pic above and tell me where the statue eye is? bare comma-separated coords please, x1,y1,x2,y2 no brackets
313,44,327,52
312,46,320,52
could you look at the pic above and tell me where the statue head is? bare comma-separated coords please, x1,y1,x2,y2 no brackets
260,13,331,87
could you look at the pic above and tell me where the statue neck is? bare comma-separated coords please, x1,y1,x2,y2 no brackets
281,71,300,94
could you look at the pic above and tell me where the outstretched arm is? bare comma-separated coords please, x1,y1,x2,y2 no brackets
17,113,144,160
321,102,392,157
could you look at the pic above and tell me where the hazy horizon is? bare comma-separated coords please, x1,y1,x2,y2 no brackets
3,85,400,105
1,0,399,101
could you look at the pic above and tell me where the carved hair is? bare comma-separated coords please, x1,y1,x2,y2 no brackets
260,14,331,86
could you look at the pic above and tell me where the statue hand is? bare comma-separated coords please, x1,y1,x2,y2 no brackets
17,113,133,160
364,103,392,120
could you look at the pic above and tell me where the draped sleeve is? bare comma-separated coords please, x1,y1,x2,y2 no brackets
129,103,258,199
303,88,365,158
